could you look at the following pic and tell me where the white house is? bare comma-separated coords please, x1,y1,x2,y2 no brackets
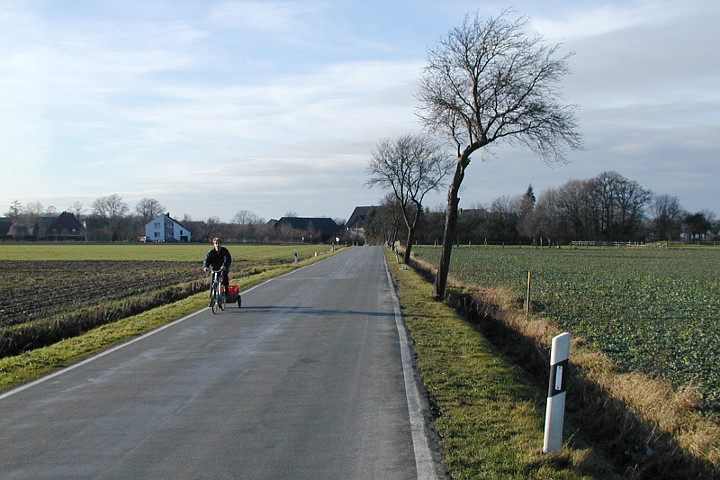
145,214,192,242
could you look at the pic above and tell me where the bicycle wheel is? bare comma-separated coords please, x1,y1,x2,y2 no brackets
219,285,226,311
211,283,219,314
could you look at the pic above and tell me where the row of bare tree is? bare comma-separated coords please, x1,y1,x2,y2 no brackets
522,172,717,243
365,172,717,248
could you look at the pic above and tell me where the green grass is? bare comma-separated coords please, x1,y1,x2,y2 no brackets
0,243,333,261
386,250,610,479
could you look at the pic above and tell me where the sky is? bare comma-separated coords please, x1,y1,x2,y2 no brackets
1,0,718,223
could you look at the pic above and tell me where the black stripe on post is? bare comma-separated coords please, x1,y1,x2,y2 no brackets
548,359,569,397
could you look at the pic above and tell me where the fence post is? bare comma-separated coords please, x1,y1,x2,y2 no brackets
543,332,571,454
524,271,532,314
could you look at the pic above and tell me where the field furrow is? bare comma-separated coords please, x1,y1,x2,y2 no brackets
0,260,203,328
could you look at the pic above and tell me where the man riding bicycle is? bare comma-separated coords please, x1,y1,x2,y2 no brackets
203,237,232,298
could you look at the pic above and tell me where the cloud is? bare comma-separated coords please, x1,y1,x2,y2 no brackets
1,0,717,221
533,1,702,41
207,0,330,49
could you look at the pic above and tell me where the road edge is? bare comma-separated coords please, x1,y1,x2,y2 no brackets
383,251,443,480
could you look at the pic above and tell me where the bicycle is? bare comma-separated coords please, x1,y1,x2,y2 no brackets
208,268,227,314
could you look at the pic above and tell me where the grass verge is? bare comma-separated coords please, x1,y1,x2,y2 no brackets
0,250,342,393
386,249,610,479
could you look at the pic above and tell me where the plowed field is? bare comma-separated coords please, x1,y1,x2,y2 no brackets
0,260,203,328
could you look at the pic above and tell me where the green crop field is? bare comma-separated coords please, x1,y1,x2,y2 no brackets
0,243,329,262
413,245,720,411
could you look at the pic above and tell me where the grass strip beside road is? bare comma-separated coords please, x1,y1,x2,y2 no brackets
385,249,610,480
0,251,340,393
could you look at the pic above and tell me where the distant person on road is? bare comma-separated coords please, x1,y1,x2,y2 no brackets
203,238,232,295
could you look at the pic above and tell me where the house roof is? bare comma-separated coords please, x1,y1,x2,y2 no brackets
277,217,342,235
346,206,375,229
0,212,84,236
50,211,84,232
148,213,190,231
0,218,12,235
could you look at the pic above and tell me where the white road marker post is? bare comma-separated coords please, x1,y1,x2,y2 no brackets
543,332,571,454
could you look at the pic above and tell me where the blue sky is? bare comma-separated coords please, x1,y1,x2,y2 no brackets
2,0,718,223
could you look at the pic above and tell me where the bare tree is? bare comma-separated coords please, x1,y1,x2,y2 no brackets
199,216,221,243
527,188,559,246
135,198,165,223
365,193,405,247
554,179,596,240
23,202,45,218
92,194,130,241
416,9,582,298
92,194,129,220
231,210,265,242
20,202,45,235
366,134,454,261
68,201,86,220
231,210,264,224
614,175,652,241
5,200,22,219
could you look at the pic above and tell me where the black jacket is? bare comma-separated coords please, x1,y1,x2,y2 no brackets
204,246,232,270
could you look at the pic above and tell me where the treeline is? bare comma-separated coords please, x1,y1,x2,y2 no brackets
3,196,347,243
365,171,719,246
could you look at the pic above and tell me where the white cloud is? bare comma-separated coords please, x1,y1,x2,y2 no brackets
532,0,701,41
207,0,329,47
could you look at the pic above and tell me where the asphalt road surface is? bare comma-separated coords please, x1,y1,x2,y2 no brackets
0,246,439,480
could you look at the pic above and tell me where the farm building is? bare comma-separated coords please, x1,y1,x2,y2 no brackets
345,206,375,243
145,214,192,242
272,217,343,243
0,211,85,240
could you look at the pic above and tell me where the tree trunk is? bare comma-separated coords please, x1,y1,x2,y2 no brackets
433,155,469,299
403,201,422,262
404,227,415,262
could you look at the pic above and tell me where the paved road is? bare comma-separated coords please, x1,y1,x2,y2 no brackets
0,247,438,480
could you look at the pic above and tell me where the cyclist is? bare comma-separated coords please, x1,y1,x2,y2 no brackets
203,237,232,298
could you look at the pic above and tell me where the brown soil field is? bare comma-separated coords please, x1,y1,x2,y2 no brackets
0,260,204,329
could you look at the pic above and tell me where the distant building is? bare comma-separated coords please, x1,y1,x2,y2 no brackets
0,218,12,236
46,211,85,238
145,213,192,242
346,206,375,243
0,211,85,240
273,217,342,243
